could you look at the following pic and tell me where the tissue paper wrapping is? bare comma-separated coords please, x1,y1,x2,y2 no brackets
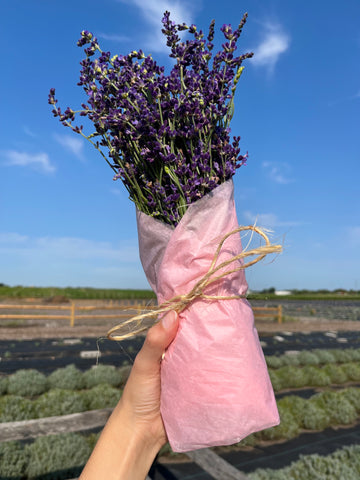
137,180,279,452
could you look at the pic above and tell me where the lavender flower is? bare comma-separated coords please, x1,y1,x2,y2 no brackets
49,12,253,226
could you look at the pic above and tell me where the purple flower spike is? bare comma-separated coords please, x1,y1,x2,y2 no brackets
49,11,253,226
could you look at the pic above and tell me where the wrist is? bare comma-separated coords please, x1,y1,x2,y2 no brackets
80,399,163,480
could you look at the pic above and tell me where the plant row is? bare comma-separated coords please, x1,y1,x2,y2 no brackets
0,432,95,479
0,383,122,422
2,391,360,480
269,361,360,392
240,387,360,446
266,347,360,369
0,364,130,398
2,345,360,399
248,444,360,480
0,285,156,299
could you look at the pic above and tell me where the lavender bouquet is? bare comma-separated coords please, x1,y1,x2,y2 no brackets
49,12,280,452
49,12,252,226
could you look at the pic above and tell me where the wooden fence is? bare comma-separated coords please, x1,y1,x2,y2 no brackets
0,302,282,326
253,305,283,324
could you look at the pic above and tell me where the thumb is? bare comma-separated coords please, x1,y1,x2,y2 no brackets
135,311,179,370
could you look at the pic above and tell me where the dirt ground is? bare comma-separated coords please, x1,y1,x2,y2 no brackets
1,298,360,340
1,316,360,340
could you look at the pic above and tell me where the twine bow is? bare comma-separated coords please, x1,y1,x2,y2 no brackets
107,225,282,341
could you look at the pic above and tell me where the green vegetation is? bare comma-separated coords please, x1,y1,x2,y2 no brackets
7,369,48,397
255,387,360,443
0,285,156,300
0,395,36,422
1,385,360,478
82,384,121,410
48,364,85,390
269,361,360,392
249,444,360,480
249,287,360,301
0,441,28,479
83,364,123,389
3,388,360,478
266,347,360,369
35,389,88,418
25,433,91,479
1,284,360,300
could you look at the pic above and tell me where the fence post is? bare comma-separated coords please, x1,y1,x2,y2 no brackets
278,305,282,324
70,303,75,327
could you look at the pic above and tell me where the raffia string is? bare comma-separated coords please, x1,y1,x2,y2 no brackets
107,225,282,341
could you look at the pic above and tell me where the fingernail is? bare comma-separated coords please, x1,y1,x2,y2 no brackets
161,311,177,330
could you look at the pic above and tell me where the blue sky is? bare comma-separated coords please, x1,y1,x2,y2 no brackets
1,0,359,291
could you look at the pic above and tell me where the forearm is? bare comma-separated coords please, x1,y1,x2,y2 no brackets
79,399,161,480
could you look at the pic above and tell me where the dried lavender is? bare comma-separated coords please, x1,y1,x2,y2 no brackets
49,12,253,226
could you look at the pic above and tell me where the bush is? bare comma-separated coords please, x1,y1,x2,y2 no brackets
82,384,122,410
118,364,132,385
7,369,48,397
25,433,91,479
310,391,357,425
249,444,360,480
350,348,360,361
331,349,355,363
301,401,331,431
35,389,87,417
257,406,300,441
268,370,282,392
281,354,300,367
239,433,257,447
83,364,123,389
312,349,336,364
48,364,84,390
340,387,360,413
302,366,331,387
0,375,8,395
276,366,307,389
0,395,37,422
276,395,306,418
0,441,29,479
266,356,283,369
321,364,348,384
297,351,320,366
342,362,360,382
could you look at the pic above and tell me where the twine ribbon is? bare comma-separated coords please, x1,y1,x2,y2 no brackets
107,225,282,341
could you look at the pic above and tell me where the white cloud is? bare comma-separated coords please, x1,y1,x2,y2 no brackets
243,211,302,229
348,226,360,246
116,0,195,53
23,126,37,138
0,233,28,244
262,161,293,184
0,233,147,288
1,150,55,174
54,134,84,160
250,23,290,74
0,232,139,263
98,32,130,43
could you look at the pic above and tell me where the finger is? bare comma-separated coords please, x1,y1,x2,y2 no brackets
135,311,179,371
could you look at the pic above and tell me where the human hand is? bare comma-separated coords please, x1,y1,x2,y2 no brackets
118,310,179,449
80,310,179,480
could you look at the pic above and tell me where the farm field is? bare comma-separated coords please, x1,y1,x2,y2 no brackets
1,299,360,479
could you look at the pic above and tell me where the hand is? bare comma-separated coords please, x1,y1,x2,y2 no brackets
119,309,179,449
80,310,179,480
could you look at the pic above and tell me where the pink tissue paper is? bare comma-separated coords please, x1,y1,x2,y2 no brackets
137,180,279,452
